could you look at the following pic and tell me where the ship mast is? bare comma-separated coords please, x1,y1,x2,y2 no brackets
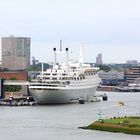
41,62,44,82
79,42,84,67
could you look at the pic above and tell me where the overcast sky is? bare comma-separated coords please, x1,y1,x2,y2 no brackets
0,0,140,63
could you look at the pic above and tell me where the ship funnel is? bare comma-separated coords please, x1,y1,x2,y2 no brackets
66,48,69,72
53,48,57,69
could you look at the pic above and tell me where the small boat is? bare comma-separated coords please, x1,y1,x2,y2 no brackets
79,97,85,104
118,101,124,106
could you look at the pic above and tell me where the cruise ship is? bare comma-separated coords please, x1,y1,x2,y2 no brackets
29,44,100,104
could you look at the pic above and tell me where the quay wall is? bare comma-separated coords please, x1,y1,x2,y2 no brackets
97,86,118,92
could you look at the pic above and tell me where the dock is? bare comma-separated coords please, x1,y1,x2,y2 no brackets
0,96,36,106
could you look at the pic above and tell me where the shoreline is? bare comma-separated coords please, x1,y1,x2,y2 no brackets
79,116,140,135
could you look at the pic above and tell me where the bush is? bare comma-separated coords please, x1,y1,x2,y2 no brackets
122,123,128,126
129,116,140,119
128,124,138,128
99,119,104,123
118,121,122,124
123,120,130,124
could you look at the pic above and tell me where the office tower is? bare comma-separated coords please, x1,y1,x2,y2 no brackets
2,36,30,70
96,53,103,65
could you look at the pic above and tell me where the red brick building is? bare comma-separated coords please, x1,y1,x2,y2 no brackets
0,71,28,80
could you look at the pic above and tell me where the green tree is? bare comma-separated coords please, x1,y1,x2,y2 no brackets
98,65,111,72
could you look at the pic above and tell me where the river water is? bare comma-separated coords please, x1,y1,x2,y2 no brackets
0,91,140,140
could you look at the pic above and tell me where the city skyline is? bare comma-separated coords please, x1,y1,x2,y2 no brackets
0,0,140,63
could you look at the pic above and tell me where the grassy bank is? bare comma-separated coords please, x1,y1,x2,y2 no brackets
81,116,140,135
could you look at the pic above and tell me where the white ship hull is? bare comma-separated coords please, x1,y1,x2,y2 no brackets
29,85,97,104
29,76,99,104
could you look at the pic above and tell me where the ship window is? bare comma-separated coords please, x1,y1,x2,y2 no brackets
45,77,50,79
52,78,57,80
66,81,70,85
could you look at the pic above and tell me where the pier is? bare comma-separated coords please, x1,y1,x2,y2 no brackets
0,96,36,106
97,85,117,92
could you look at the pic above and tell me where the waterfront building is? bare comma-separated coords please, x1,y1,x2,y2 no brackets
98,70,124,86
0,71,28,80
96,54,103,65
125,66,140,83
126,60,138,66
2,36,30,70
98,70,124,80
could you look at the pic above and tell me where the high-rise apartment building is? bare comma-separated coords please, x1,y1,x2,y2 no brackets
2,36,30,70
96,53,103,65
